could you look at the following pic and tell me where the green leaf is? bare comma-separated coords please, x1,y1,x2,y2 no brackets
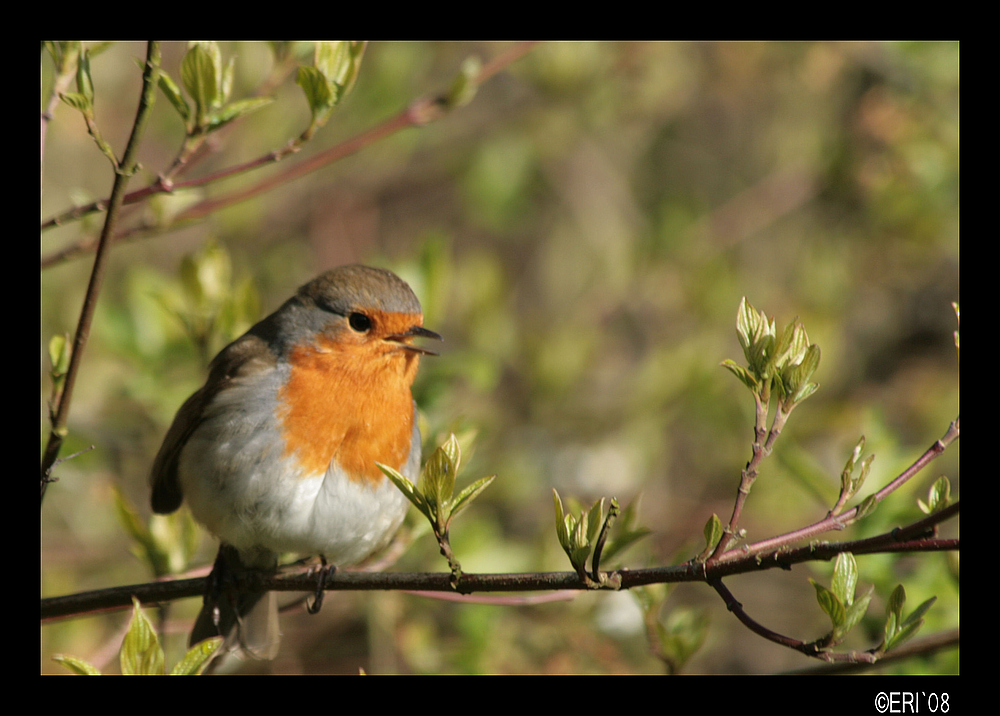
854,494,878,520
779,342,820,403
378,462,431,521
181,42,220,126
297,42,365,130
704,513,723,553
60,91,92,114
170,637,223,675
918,476,951,514
440,432,462,475
449,474,496,523
887,584,906,619
836,585,873,640
831,552,858,607
735,298,776,376
76,49,95,104
855,454,875,493
554,490,599,572
220,54,235,105
53,653,101,675
903,596,938,628
420,436,459,518
882,585,937,652
840,437,865,495
297,65,335,117
569,545,592,572
735,297,762,358
48,333,71,376
810,579,846,628
206,96,274,132
447,56,481,108
586,498,606,544
599,497,651,563
553,489,569,547
572,511,590,550
771,318,795,367
155,67,190,123
120,598,165,675
316,40,366,97
720,359,759,391
883,592,936,653
654,607,711,672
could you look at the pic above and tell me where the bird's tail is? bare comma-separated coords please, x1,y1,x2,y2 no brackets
190,544,280,660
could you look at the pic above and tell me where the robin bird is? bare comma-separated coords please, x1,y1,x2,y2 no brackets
150,264,440,658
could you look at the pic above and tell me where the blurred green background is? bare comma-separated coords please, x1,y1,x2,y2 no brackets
41,41,958,674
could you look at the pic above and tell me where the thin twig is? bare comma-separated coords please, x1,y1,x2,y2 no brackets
40,42,162,503
714,418,959,563
709,578,882,663
41,41,542,268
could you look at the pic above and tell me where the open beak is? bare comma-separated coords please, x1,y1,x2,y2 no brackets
387,325,443,356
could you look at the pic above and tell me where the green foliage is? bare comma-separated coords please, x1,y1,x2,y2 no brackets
445,56,481,109
114,487,200,578
880,586,937,654
552,491,648,587
809,553,874,647
172,41,273,134
697,513,724,561
553,491,610,581
46,333,71,426
840,437,874,504
297,41,366,137
721,297,820,412
58,45,119,167
808,552,939,658
918,476,951,515
53,598,221,675
380,433,495,584
382,433,495,539
154,240,260,363
634,584,710,674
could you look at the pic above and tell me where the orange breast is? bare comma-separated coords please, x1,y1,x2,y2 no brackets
276,331,419,486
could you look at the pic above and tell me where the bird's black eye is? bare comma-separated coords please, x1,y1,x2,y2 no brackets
348,312,372,332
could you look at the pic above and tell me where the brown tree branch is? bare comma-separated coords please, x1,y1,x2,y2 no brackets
40,509,957,623
40,42,162,502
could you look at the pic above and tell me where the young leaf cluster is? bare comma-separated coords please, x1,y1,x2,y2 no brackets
880,586,937,654
809,553,874,648
53,42,120,168
831,436,877,518
158,240,261,363
114,487,200,579
379,434,495,585
721,297,820,412
552,492,647,588
297,41,366,138
53,598,220,675
160,41,274,136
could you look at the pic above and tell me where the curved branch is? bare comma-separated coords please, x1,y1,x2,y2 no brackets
709,578,880,663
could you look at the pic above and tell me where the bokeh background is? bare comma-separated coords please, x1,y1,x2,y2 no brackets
41,41,958,674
